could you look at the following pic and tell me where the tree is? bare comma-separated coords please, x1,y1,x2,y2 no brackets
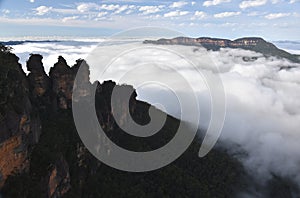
0,44,13,53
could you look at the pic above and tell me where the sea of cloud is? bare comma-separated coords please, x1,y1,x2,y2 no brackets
10,39,99,73
8,39,300,193
82,41,300,191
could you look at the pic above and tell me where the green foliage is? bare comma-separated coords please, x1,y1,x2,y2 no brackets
0,44,12,53
1,104,248,198
250,40,300,63
0,44,21,92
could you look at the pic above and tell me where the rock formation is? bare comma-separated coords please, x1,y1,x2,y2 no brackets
49,56,74,109
0,50,73,195
0,50,142,197
0,48,41,186
47,156,71,198
26,54,52,112
144,37,300,63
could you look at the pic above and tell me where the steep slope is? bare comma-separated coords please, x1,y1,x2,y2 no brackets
0,45,41,186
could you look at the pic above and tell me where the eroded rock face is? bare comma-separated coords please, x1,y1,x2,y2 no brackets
26,54,52,111
144,37,265,50
49,56,74,109
0,52,86,194
27,54,51,97
0,135,29,185
47,156,71,198
0,51,41,186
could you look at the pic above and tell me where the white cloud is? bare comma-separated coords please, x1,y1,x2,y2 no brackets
82,43,300,191
191,1,196,5
145,14,161,19
139,6,164,15
221,22,237,27
169,1,189,8
290,0,300,3
29,0,35,3
203,0,231,7
35,6,52,16
76,3,130,14
125,10,134,15
114,5,129,14
191,11,207,19
51,8,82,15
62,16,79,22
101,4,120,11
2,9,10,14
239,0,268,9
77,3,99,13
0,14,167,30
164,10,189,17
265,13,291,19
124,5,136,14
271,0,281,3
97,12,108,17
214,11,241,18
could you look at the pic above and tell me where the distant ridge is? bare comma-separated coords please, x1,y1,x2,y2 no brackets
144,37,300,63
0,40,99,46
0,40,62,45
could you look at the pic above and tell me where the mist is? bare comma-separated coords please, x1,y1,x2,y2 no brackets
85,42,300,189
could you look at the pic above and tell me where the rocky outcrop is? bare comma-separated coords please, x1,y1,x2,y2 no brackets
0,48,41,186
143,36,264,49
49,56,74,109
47,156,71,198
0,51,86,195
0,135,28,185
144,37,300,63
27,54,52,111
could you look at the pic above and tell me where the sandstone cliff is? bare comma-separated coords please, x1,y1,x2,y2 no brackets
0,47,41,186
0,48,74,196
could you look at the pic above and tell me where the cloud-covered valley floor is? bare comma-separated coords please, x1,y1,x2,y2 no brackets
9,39,300,194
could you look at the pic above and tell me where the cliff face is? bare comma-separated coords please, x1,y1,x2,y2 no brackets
47,156,71,198
0,50,74,196
144,36,265,49
144,37,300,63
27,54,52,111
49,56,75,110
0,50,141,197
0,48,42,186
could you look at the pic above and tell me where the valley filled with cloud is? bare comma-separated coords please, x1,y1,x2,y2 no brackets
8,39,300,194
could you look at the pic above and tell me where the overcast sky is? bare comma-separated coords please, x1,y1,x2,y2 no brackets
0,0,299,40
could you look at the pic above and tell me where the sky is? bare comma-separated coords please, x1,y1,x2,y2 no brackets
0,0,300,40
